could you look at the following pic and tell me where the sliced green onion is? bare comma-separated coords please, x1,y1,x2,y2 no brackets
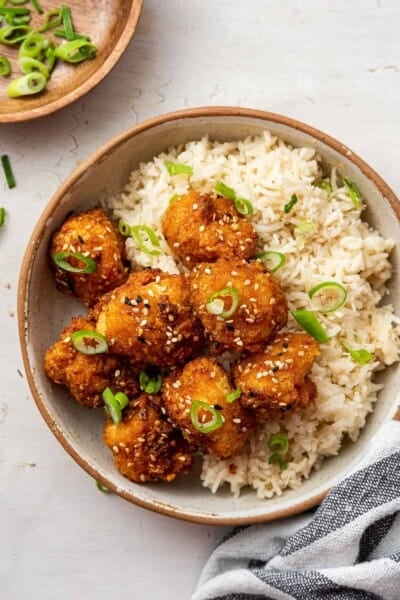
18,55,49,78
114,391,129,410
284,194,298,214
0,7,30,16
268,433,289,455
7,14,31,25
291,310,330,343
139,371,162,394
169,194,179,204
341,340,373,364
269,454,288,470
1,155,16,189
19,31,47,58
226,388,241,404
6,71,46,97
214,182,254,215
60,4,75,40
343,177,362,208
52,251,97,274
44,43,56,71
95,480,111,493
54,39,96,63
0,207,6,228
215,181,236,201
190,400,224,434
294,220,314,233
0,25,32,44
102,387,122,424
38,8,62,32
54,29,89,41
0,56,11,77
234,197,254,216
118,220,132,237
71,330,108,355
7,1,30,5
316,179,332,194
131,225,161,256
31,0,43,14
165,161,193,176
256,251,286,272
308,281,347,313
206,286,239,319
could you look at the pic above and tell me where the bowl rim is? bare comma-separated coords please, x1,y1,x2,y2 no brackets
0,0,143,124
17,106,400,524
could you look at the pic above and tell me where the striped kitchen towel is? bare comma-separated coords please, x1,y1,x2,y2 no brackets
192,420,400,600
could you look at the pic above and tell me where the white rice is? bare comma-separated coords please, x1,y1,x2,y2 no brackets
107,131,400,499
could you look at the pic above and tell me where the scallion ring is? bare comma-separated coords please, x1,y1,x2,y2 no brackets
214,181,236,200
71,330,108,355
139,371,162,394
165,161,193,176
0,56,11,77
226,388,241,404
52,251,97,274
6,71,46,97
294,220,314,233
206,287,239,319
308,281,347,313
102,387,122,424
0,24,32,44
18,56,49,78
343,177,362,208
341,340,373,364
291,310,330,343
54,39,96,63
268,432,289,455
268,454,288,470
234,197,254,216
19,31,46,59
316,179,332,194
190,400,224,434
131,225,161,256
284,194,298,214
114,391,129,410
38,8,62,32
118,220,132,237
256,251,286,272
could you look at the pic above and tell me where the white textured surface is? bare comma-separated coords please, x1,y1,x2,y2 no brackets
1,1,399,598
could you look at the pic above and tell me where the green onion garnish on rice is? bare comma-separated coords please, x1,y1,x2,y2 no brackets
291,310,330,343
118,220,132,237
215,181,254,215
131,225,161,256
268,433,289,470
284,194,298,214
343,177,362,208
315,179,332,194
256,251,286,273
165,161,193,176
294,220,314,234
308,281,347,313
341,340,373,364
190,400,224,434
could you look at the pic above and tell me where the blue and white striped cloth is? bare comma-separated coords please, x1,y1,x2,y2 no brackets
192,421,400,600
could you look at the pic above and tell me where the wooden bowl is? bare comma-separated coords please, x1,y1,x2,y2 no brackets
18,107,400,524
0,0,143,123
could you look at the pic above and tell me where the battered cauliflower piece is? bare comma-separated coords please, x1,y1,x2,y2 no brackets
234,332,319,419
189,258,288,354
162,357,254,459
49,208,129,307
95,269,204,366
44,316,140,408
162,190,258,268
103,394,193,483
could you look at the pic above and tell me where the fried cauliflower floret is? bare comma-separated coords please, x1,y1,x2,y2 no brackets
162,357,254,459
44,316,140,408
49,208,129,307
95,269,204,366
189,258,288,354
234,332,319,419
103,394,193,483
162,190,258,268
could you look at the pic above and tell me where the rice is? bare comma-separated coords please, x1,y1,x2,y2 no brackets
106,131,400,499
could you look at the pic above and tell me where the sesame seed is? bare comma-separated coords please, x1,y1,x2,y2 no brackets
270,297,276,305
112,445,119,454
232,418,242,424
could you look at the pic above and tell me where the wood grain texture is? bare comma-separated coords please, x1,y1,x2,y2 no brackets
0,0,143,122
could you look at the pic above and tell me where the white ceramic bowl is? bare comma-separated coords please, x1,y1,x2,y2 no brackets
18,107,400,524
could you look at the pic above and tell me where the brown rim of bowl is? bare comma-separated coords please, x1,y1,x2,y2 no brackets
0,0,143,124
17,106,400,525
